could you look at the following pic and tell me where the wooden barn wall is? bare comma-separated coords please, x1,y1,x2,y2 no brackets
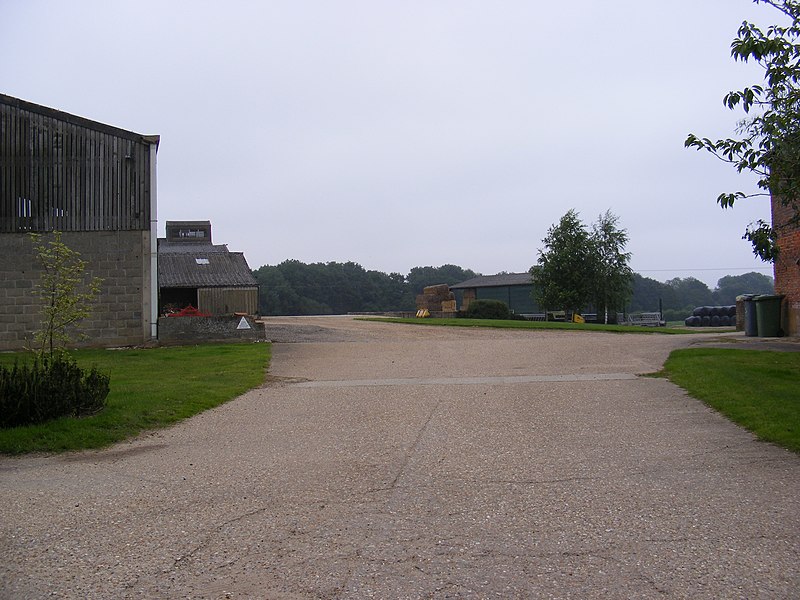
0,101,152,233
198,287,259,316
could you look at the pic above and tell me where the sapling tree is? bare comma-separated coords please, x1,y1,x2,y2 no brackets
30,231,103,357
591,211,633,323
0,232,110,427
530,209,594,316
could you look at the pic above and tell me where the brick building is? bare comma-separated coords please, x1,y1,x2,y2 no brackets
772,196,800,336
0,94,159,350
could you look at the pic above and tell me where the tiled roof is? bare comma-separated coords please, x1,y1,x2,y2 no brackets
158,251,258,288
450,272,532,289
158,240,229,254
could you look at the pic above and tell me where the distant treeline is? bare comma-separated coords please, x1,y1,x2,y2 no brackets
252,260,774,318
252,262,476,316
629,272,774,321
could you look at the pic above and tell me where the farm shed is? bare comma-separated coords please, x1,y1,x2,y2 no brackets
0,93,159,351
451,273,539,315
158,221,258,316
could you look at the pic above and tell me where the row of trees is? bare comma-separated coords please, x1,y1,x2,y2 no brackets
630,272,774,320
251,257,772,318
252,262,476,315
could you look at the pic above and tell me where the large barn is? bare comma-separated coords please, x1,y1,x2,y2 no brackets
450,273,538,315
0,93,159,351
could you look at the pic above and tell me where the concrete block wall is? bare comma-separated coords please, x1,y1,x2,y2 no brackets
157,315,265,345
0,231,153,351
772,198,800,336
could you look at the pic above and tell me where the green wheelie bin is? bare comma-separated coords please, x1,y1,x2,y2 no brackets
754,294,784,337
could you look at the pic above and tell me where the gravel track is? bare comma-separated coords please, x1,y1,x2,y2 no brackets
1,317,798,599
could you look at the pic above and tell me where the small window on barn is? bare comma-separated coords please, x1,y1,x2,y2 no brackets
16,197,34,231
195,258,210,265
17,197,32,218
180,229,206,238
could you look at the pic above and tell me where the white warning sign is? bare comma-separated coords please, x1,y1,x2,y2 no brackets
237,316,251,330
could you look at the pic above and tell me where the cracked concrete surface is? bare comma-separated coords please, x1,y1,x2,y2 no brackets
1,317,799,599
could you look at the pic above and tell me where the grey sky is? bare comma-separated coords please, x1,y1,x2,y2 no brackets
1,0,780,286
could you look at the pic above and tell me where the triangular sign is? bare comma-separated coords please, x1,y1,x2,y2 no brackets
237,316,251,330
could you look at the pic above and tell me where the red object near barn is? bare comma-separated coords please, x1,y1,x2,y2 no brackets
166,305,211,317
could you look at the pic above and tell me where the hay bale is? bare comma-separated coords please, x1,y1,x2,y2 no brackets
423,284,450,297
441,299,457,312
416,295,443,310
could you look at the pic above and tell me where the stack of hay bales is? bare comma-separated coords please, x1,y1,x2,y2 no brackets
416,284,457,314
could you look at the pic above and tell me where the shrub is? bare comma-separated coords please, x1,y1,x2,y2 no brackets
463,299,511,320
0,355,110,428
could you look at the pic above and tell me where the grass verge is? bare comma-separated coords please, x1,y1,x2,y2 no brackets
0,343,270,455
360,317,717,334
662,348,800,452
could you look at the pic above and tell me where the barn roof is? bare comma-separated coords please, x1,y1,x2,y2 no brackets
450,272,532,289
158,250,257,288
158,241,229,254
0,93,159,147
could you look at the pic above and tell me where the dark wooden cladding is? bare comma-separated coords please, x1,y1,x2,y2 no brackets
0,94,156,233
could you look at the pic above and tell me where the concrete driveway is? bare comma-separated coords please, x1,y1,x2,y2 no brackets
1,317,798,599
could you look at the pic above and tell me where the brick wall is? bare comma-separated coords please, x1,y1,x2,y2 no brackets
771,196,800,336
0,231,153,351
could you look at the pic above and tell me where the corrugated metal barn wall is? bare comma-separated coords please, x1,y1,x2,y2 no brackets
198,287,259,315
476,286,538,314
0,96,152,233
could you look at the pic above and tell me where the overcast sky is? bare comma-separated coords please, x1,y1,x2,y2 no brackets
1,0,783,287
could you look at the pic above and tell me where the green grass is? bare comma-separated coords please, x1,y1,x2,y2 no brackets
662,348,800,452
360,317,719,334
0,343,270,454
